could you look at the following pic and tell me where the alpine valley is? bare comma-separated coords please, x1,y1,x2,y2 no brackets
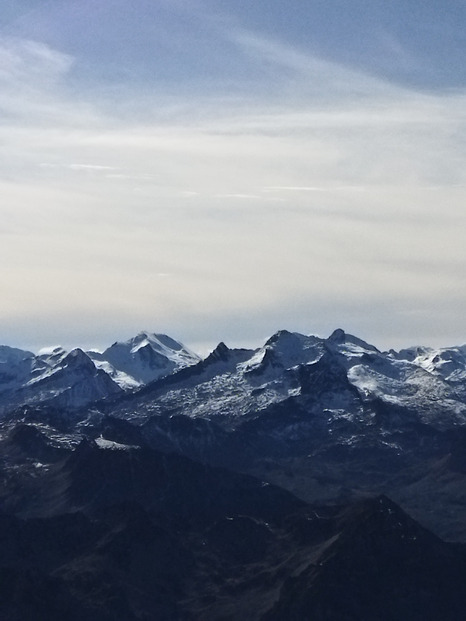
1,328,466,620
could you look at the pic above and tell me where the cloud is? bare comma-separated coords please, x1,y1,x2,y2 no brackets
0,36,73,83
1,28,466,351
263,186,326,192
215,193,262,199
68,164,116,171
227,28,396,101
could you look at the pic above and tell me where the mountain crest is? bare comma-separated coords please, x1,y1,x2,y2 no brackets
206,342,230,363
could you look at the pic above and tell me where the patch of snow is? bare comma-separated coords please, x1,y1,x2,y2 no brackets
91,359,141,390
95,436,140,451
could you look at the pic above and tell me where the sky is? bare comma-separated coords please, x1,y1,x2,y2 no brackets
1,0,466,354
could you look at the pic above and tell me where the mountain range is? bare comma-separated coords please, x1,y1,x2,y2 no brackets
0,332,200,414
1,327,466,619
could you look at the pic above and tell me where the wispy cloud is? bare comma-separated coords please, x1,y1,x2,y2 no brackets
215,193,262,199
68,164,116,171
1,24,466,350
263,186,326,192
0,36,73,83
40,163,118,172
228,28,397,100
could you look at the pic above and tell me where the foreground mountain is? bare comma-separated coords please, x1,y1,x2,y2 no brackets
0,437,465,621
263,495,466,621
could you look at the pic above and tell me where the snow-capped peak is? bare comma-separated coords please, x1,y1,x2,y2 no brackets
129,331,197,358
241,330,323,378
88,331,201,388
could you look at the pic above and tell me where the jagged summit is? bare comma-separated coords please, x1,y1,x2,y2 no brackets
327,327,346,343
205,341,231,363
253,330,323,373
326,327,379,353
119,331,189,355
131,331,190,353
62,348,94,368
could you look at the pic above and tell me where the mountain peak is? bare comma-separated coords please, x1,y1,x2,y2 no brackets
62,348,95,370
206,342,231,363
328,328,346,343
326,329,379,353
91,331,200,387
265,330,293,346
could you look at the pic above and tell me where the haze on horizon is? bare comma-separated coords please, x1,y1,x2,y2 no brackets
1,0,466,354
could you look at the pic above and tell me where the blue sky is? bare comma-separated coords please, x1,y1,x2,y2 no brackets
1,1,466,352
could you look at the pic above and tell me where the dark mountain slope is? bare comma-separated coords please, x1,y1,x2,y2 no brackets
1,486,465,621
263,496,466,621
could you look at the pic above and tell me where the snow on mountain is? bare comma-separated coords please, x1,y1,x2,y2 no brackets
110,330,353,422
2,328,466,430
39,348,123,409
3,327,466,553
27,347,70,385
4,329,466,532
110,341,257,421
325,327,380,357
95,436,140,451
0,348,123,414
0,332,201,414
104,328,466,432
88,331,201,389
320,330,466,426
240,330,323,378
396,345,466,385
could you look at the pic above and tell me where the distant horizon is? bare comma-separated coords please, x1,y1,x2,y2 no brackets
4,324,466,359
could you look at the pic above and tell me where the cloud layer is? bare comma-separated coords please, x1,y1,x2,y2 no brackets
1,3,466,352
